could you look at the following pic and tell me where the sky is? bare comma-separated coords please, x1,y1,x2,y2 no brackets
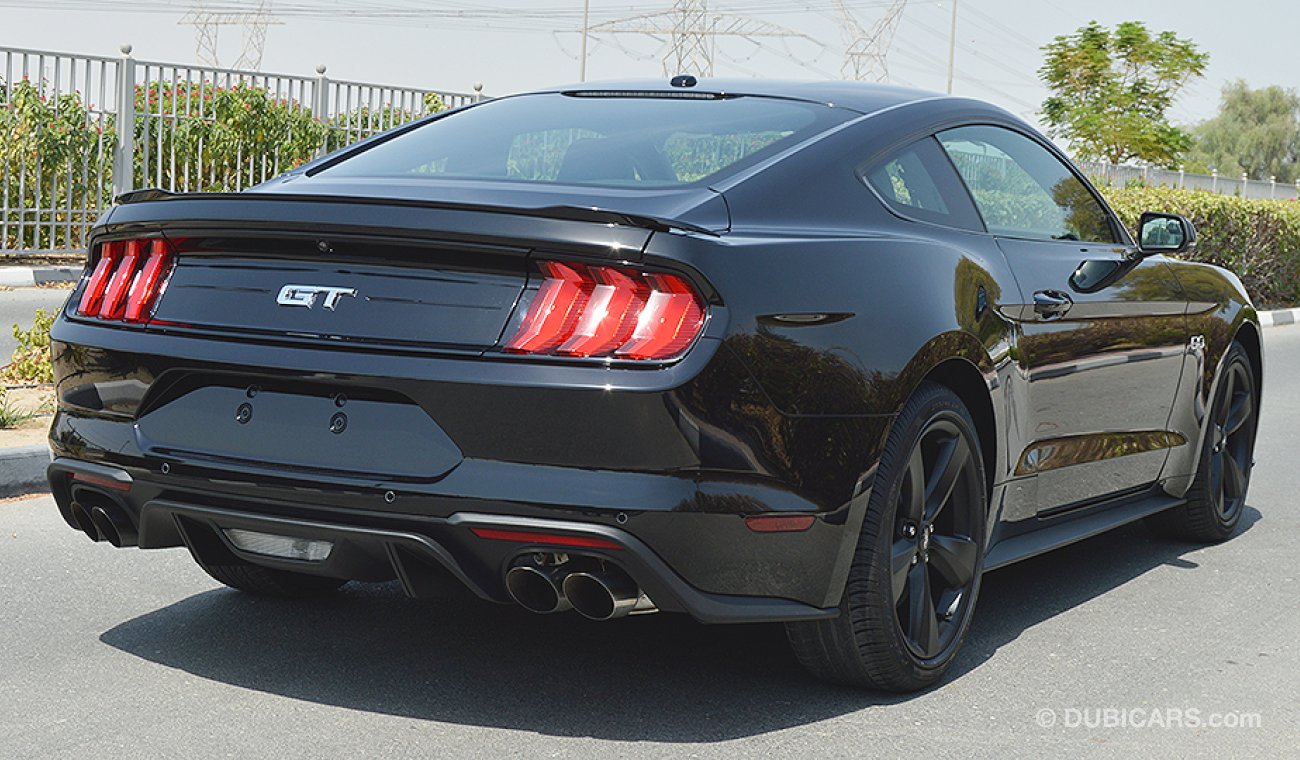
1,0,1296,131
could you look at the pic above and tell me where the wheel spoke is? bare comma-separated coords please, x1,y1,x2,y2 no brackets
890,539,915,602
927,534,978,588
1209,453,1225,514
1224,391,1252,436
902,445,925,522
925,434,969,523
1223,452,1247,501
935,588,964,622
905,562,940,656
1216,369,1236,426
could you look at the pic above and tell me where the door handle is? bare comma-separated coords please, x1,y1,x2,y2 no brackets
1033,290,1073,318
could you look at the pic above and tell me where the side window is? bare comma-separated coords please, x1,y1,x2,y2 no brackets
862,137,983,231
937,125,1117,243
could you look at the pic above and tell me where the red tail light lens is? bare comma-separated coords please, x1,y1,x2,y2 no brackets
76,238,176,324
77,241,123,316
124,240,174,323
97,239,143,320
504,261,706,361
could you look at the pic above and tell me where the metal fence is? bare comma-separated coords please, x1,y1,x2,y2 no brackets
1,43,481,255
1076,160,1300,201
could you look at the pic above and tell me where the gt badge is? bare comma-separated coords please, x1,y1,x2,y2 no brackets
276,284,358,311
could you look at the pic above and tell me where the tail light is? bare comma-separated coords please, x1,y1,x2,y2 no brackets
504,260,706,361
76,238,176,324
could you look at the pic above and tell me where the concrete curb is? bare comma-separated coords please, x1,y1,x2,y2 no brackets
1259,307,1300,328
0,444,50,497
0,266,80,287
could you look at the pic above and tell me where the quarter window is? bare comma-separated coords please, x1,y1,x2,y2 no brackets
862,137,983,231
937,125,1117,243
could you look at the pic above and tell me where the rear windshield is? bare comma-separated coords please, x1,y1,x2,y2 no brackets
318,92,849,188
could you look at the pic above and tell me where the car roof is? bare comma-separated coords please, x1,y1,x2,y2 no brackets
527,78,950,115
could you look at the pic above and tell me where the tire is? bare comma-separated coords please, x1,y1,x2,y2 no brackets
786,381,987,691
1148,341,1258,543
198,560,348,597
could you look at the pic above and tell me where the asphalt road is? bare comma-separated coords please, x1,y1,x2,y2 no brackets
2,330,1299,758
0,288,70,361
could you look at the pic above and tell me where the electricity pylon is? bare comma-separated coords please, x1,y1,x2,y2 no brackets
587,0,820,78
837,0,908,82
180,0,278,70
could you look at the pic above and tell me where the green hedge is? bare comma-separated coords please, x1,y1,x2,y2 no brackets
1100,185,1300,308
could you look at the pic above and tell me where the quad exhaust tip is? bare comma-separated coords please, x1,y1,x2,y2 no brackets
89,504,138,548
69,497,138,547
563,570,656,621
69,501,102,542
505,560,658,619
505,565,572,614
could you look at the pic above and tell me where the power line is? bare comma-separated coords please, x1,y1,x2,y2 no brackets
585,1,827,78
0,0,1063,103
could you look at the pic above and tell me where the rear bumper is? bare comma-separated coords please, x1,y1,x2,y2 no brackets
48,309,895,620
48,455,853,623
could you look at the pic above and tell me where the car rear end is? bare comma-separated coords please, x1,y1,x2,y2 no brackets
47,87,869,624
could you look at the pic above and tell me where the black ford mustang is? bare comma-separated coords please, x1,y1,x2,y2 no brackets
48,79,1261,691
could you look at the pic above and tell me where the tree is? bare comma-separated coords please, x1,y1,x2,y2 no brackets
1185,80,1300,183
1039,21,1208,166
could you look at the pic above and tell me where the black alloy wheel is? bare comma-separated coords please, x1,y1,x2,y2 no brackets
1206,358,1254,523
890,418,982,660
786,382,987,691
1149,341,1258,543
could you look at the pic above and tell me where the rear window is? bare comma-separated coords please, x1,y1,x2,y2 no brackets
319,92,849,188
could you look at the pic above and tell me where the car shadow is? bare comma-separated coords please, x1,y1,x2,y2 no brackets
99,506,1260,742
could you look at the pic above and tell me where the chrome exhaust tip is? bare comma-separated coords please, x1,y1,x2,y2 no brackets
505,565,572,614
562,570,657,621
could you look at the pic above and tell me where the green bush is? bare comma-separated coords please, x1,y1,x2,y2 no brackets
2,307,56,384
0,79,115,250
133,80,327,191
0,387,34,429
134,81,449,187
1100,185,1300,308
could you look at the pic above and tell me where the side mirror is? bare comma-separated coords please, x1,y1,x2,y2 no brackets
1136,212,1196,256
1069,258,1136,293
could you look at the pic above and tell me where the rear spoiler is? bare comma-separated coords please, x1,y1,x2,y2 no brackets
114,188,719,237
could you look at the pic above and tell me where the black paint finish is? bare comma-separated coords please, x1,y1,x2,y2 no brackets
47,80,1261,621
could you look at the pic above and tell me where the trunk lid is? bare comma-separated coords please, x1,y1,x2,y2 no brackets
152,238,527,353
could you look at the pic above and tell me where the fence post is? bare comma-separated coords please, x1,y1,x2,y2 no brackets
312,64,330,157
1178,165,1185,189
1270,176,1277,199
474,82,484,103
1241,172,1248,197
111,44,136,199
1211,170,1218,193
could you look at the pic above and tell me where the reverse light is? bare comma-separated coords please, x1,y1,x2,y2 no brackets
76,237,176,324
223,528,334,562
504,260,706,361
